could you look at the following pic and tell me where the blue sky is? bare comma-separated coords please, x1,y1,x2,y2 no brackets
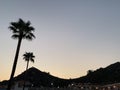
0,0,120,80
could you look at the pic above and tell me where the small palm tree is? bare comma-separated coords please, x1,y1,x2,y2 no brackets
23,52,35,90
7,19,35,90
23,52,35,71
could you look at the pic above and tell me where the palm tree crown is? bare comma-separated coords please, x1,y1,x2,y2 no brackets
23,52,35,63
9,18,35,40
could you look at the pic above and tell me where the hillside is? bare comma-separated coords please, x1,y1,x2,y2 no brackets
1,62,120,87
72,62,120,84
13,67,69,87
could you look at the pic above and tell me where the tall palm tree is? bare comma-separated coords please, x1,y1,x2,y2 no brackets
7,18,35,90
23,52,35,90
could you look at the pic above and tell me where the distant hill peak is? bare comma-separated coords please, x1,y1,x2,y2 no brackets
27,67,42,72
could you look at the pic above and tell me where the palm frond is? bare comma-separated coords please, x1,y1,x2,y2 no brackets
11,34,19,39
10,22,19,29
25,35,32,40
28,26,35,31
9,26,17,32
29,33,36,38
26,21,31,26
31,59,34,63
18,18,25,25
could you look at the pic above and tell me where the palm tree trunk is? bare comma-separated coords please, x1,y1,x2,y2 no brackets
7,37,22,90
23,61,29,90
26,61,29,71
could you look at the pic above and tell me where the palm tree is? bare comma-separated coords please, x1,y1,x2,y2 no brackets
7,18,35,90
23,52,35,90
23,52,35,72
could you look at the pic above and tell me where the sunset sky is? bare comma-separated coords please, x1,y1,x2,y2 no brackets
1,0,120,81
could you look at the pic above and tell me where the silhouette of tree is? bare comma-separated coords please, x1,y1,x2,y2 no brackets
23,52,35,90
7,18,35,90
87,70,94,75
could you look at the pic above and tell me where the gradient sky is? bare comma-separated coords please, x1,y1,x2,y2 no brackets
1,0,120,81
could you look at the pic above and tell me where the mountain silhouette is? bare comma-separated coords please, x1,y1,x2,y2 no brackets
13,67,69,87
1,62,120,87
72,62,120,84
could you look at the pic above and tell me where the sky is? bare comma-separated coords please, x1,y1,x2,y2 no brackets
0,0,120,81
